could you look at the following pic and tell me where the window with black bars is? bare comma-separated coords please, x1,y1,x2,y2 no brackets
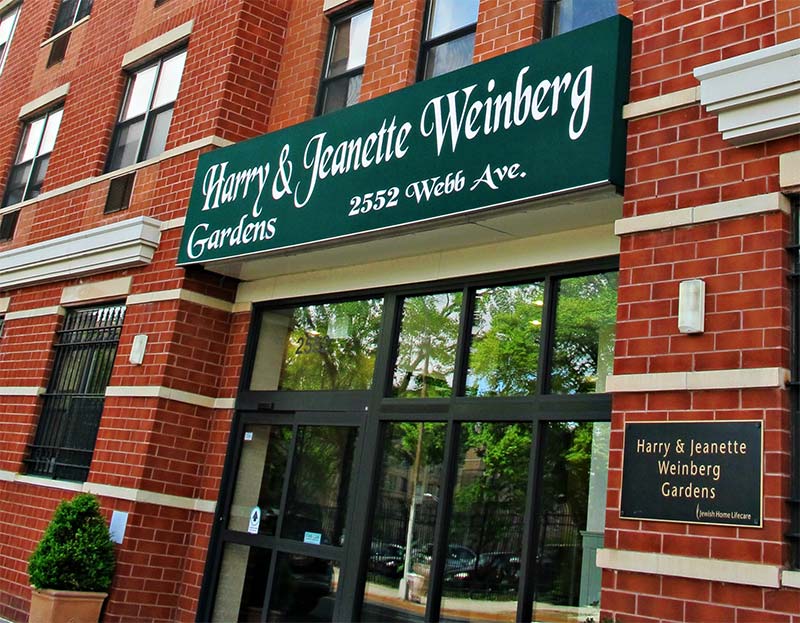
25,304,125,482
790,199,800,567
51,0,92,37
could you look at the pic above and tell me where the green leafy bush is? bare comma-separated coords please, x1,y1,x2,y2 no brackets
28,494,116,592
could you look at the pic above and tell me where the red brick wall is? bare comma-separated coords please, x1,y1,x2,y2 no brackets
604,0,800,620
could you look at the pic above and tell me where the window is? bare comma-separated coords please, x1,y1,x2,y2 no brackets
548,0,617,36
317,6,373,116
201,261,618,622
0,107,63,240
106,48,186,172
419,0,479,80
0,4,20,76
25,304,125,481
51,0,92,37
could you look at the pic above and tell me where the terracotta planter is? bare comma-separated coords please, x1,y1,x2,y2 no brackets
29,588,107,623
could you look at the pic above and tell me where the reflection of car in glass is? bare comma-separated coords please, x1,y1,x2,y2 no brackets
415,543,477,571
271,554,333,616
443,552,520,595
369,542,405,578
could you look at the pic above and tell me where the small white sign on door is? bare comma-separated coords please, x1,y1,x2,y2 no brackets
247,506,261,534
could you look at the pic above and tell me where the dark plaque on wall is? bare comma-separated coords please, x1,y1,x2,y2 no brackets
621,420,762,527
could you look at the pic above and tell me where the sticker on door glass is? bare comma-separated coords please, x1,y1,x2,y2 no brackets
303,531,322,545
247,506,261,534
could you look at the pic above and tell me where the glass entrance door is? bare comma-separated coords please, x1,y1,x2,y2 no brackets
209,417,360,623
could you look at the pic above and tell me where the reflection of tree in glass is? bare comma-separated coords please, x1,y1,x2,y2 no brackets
467,283,544,396
550,272,618,394
393,293,462,397
449,423,532,559
285,426,357,544
534,421,594,606
281,299,382,390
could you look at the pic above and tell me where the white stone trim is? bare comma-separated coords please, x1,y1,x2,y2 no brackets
122,20,193,69
782,570,800,589
160,217,185,231
615,192,790,236
605,367,789,393
85,482,215,513
596,548,781,588
323,0,350,10
4,306,63,320
61,277,132,305
39,15,90,48
622,87,699,120
0,297,9,314
105,385,234,410
0,470,215,513
780,151,800,193
126,288,233,313
19,83,70,119
232,301,253,314
694,38,800,145
0,135,232,216
0,216,161,290
0,386,45,396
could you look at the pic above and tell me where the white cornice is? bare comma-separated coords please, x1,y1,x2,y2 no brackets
0,216,161,290
694,38,800,145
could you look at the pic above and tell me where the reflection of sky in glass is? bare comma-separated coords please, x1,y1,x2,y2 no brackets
466,283,544,397
348,9,372,69
0,7,18,43
556,0,617,34
393,292,461,397
428,0,479,39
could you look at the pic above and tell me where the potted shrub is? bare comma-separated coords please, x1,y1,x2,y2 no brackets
28,493,116,623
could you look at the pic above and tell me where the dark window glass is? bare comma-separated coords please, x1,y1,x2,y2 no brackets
392,292,462,398
1,107,63,240
211,544,273,623
318,6,372,115
106,49,186,172
51,0,92,36
25,304,125,481
281,425,358,546
549,272,617,394
552,0,616,35
250,298,384,391
0,4,20,75
421,0,479,80
363,422,446,620
269,553,337,621
440,422,532,621
466,282,545,397
531,421,609,621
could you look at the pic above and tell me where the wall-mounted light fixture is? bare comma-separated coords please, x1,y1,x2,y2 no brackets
129,334,148,365
678,279,705,334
